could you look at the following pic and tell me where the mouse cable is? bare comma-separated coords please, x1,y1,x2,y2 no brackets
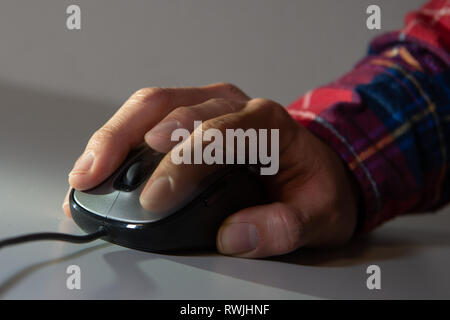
0,227,107,250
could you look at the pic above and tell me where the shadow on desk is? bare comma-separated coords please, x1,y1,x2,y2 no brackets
0,244,109,298
100,225,450,299
1,82,448,299
0,81,117,298
270,226,450,267
0,81,117,176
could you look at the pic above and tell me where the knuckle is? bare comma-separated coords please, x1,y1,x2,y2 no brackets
90,126,119,147
201,118,221,132
247,98,291,127
270,203,304,253
202,115,233,133
218,82,239,94
207,97,228,105
217,82,237,90
212,82,248,100
250,97,272,105
206,97,237,113
169,106,196,125
130,87,168,105
248,98,282,114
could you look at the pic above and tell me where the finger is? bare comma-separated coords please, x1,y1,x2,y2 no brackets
62,187,72,217
216,202,309,258
145,98,246,152
68,83,249,191
139,98,297,213
140,98,248,212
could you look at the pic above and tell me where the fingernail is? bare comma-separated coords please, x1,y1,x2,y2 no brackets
140,176,174,212
69,151,95,176
145,120,180,140
218,223,258,255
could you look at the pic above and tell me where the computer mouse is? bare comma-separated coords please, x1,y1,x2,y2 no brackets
69,144,267,252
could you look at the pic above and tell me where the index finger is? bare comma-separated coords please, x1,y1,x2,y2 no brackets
139,98,294,213
68,83,249,191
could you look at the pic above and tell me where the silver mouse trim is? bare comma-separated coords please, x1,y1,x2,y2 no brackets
73,189,119,218
73,184,178,223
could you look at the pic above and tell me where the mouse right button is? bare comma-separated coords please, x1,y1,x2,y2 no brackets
73,189,119,218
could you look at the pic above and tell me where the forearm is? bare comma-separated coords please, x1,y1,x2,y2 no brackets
287,0,450,233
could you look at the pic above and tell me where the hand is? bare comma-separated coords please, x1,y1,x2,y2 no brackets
63,83,360,258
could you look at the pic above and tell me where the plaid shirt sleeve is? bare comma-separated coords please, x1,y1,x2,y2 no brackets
287,0,450,233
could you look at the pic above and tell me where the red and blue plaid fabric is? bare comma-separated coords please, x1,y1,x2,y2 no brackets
287,0,450,233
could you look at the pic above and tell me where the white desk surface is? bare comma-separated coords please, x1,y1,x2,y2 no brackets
0,0,446,299
0,84,449,300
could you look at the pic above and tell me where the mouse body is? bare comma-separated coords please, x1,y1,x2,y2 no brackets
69,145,267,252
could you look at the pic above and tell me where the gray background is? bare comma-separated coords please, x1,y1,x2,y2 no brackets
1,0,450,299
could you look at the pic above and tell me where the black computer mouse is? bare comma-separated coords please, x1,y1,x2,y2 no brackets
69,144,267,252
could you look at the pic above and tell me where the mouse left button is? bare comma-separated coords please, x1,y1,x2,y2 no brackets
73,189,119,218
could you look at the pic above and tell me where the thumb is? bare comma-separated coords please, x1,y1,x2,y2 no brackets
216,202,309,258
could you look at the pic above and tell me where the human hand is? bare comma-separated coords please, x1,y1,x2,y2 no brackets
63,83,360,258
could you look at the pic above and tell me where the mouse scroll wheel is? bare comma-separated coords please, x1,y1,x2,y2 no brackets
123,161,146,187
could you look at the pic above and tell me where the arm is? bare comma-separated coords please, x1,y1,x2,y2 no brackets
64,1,449,258
287,0,450,233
